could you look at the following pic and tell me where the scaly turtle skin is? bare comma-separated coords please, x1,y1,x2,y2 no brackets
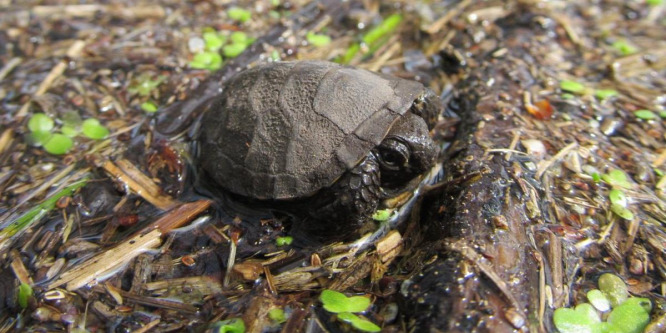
199,60,440,233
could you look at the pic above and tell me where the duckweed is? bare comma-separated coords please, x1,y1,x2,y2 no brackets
320,289,371,313
82,118,110,140
43,134,73,155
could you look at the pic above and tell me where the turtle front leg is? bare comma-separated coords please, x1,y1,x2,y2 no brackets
305,153,382,235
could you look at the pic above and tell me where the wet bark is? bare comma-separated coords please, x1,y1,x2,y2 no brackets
400,10,562,332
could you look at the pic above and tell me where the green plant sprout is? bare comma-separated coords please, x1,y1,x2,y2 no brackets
601,169,632,189
227,7,251,23
128,73,166,97
275,236,293,246
82,118,110,140
559,80,586,94
141,101,159,113
268,308,286,323
372,209,394,222
320,289,381,332
306,31,331,47
214,318,245,333
594,89,618,99
190,30,255,71
553,273,652,333
337,13,403,64
18,283,33,309
634,110,657,120
612,40,638,56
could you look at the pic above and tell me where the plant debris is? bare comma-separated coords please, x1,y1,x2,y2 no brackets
0,0,664,332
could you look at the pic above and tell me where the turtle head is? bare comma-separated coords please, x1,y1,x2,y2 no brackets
375,111,438,192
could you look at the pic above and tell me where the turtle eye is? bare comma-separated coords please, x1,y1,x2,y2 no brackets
378,139,410,171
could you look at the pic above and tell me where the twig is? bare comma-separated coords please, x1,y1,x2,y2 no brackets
505,131,521,161
16,164,76,208
100,158,178,210
425,0,472,35
0,57,21,82
133,319,160,333
448,240,523,313
31,4,165,20
16,40,86,119
551,13,582,47
535,142,578,179
10,250,33,285
47,200,211,290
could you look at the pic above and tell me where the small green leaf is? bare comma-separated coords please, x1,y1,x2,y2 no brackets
216,318,245,333
82,118,110,140
611,203,634,220
602,169,632,189
587,289,611,312
647,0,663,5
634,109,657,120
612,40,638,56
372,209,393,222
270,50,281,61
276,236,293,247
230,31,249,45
223,43,247,58
43,134,73,155
598,273,628,307
608,189,627,207
320,289,371,313
203,31,226,52
0,178,88,239
560,80,586,94
28,131,53,146
362,13,403,45
268,308,286,323
606,298,651,333
190,52,223,71
594,89,618,99
337,312,381,332
660,111,666,118
141,101,159,113
129,73,166,97
18,283,33,309
553,304,601,333
61,125,80,137
591,172,601,183
306,32,331,47
28,113,54,133
227,7,251,23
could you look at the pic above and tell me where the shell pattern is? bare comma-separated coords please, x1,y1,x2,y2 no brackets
200,61,425,200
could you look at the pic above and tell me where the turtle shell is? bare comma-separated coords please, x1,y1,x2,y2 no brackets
199,60,426,200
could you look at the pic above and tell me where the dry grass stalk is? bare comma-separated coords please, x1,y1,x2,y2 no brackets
143,276,223,295
425,0,472,34
0,129,13,156
10,249,32,285
536,142,579,179
48,228,162,290
31,4,165,20
47,200,210,290
0,57,21,82
101,159,178,211
448,239,522,312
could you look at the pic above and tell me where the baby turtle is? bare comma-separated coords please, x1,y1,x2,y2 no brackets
199,61,440,236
